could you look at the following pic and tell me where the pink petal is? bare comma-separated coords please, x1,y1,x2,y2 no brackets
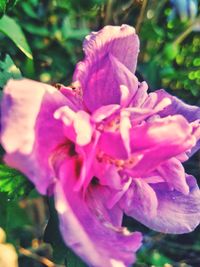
124,175,200,234
120,110,131,156
157,158,189,195
129,115,196,176
1,79,73,194
129,81,148,108
54,107,94,146
74,111,93,146
98,131,128,159
92,104,120,123
81,25,139,73
121,179,158,219
156,89,200,156
73,25,139,112
55,159,142,267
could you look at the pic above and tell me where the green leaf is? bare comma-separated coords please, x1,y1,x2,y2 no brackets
62,17,89,40
21,2,38,19
23,23,49,37
65,249,87,267
0,164,33,199
0,54,22,88
0,0,6,18
163,43,180,61
0,15,33,59
150,250,173,266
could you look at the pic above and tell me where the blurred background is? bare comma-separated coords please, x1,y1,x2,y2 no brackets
0,0,200,266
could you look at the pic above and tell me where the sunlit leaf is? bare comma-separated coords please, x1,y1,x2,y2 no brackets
0,164,33,199
0,54,22,88
0,15,33,59
0,0,6,18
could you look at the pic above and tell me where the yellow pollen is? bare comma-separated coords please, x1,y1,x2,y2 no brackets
96,151,139,170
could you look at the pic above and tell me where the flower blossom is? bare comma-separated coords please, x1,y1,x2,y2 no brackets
1,25,200,267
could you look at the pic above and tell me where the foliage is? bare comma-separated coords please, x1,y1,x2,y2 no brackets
0,0,18,18
0,0,200,266
0,164,33,199
0,54,21,88
0,15,32,59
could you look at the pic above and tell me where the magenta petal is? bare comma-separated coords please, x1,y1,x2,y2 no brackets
1,79,72,194
73,25,139,111
130,115,196,176
129,81,148,108
124,175,200,234
76,54,138,112
75,24,139,76
157,158,189,195
157,89,200,122
92,104,120,123
121,179,158,219
98,131,128,159
156,89,200,156
55,160,142,267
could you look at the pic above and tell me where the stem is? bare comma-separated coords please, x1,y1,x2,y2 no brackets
174,17,200,45
152,0,168,23
104,0,114,25
136,0,148,33
19,247,65,267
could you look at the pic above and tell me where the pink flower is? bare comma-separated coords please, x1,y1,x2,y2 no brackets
1,25,200,267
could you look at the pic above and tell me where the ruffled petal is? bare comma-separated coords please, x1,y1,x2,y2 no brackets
121,179,158,219
156,89,200,156
73,25,139,112
54,106,94,146
98,131,128,159
55,159,142,267
129,115,196,176
156,89,200,122
75,24,139,78
157,157,189,195
123,175,200,234
92,104,120,123
1,79,73,194
129,81,148,108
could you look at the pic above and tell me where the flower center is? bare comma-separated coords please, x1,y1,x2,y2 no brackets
96,151,140,171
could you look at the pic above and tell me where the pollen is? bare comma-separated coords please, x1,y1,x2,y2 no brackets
96,151,141,170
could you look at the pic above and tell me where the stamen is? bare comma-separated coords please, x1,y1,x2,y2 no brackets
96,151,142,170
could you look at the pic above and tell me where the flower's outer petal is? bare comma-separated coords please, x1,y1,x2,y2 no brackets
76,24,139,75
73,25,139,112
155,89,200,122
157,158,189,195
1,79,73,194
124,175,200,234
129,115,196,176
55,159,142,267
156,89,200,156
76,54,139,112
121,179,158,219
